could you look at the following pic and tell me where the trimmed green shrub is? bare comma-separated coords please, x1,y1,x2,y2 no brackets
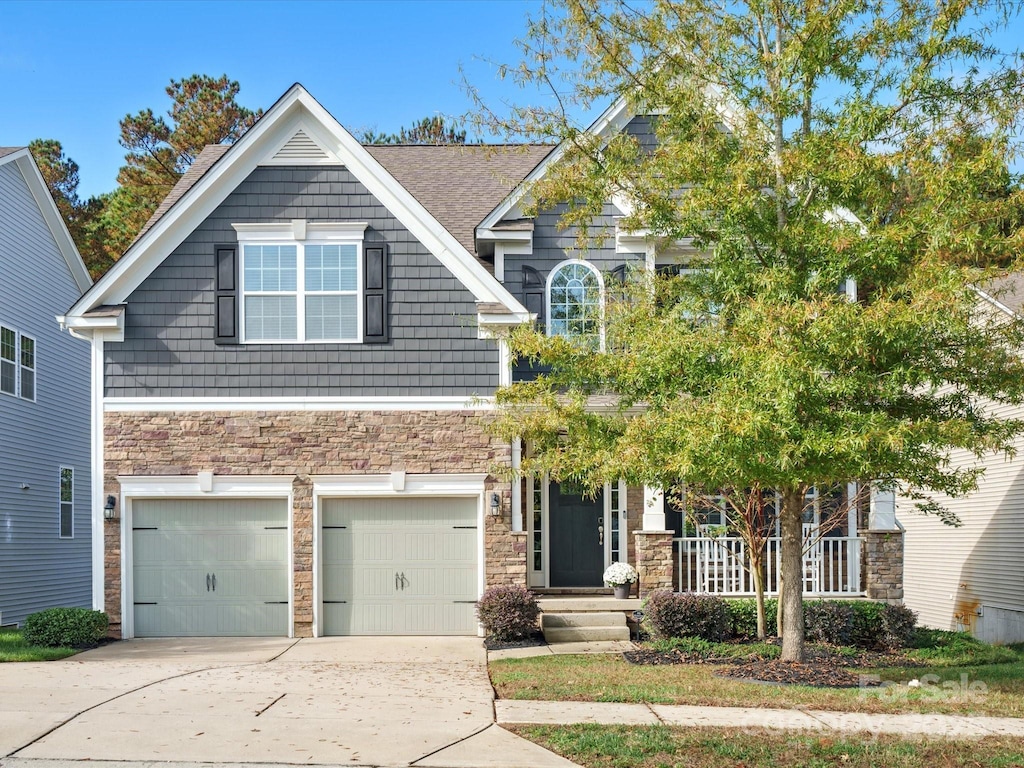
878,603,917,650
805,600,855,645
23,607,108,648
849,600,885,648
725,598,778,639
475,585,539,642
643,590,729,641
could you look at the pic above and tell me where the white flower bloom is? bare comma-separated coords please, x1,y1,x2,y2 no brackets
603,562,639,586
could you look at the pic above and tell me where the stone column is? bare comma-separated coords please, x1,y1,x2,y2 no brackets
860,529,904,602
634,531,674,597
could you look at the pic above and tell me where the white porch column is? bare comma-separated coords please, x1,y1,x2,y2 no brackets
510,438,523,532
642,485,667,531
869,486,898,530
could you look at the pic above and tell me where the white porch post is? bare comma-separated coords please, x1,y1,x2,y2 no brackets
642,486,667,531
510,439,523,532
869,486,898,530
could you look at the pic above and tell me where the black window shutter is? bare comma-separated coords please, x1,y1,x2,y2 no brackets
364,244,388,343
215,245,238,344
522,265,545,327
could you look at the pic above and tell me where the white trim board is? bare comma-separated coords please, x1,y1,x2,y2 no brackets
104,396,496,412
64,84,527,323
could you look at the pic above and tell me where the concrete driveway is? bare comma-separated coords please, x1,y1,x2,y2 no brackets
0,637,575,768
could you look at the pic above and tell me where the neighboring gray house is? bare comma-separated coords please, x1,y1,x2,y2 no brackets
61,85,899,640
0,147,93,626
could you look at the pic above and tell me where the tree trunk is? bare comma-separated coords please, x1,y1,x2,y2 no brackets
752,557,767,640
779,486,806,662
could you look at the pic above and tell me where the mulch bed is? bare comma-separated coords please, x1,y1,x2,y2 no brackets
623,641,918,688
484,630,547,651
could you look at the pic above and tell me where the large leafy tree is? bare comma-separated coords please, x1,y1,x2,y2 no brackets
109,74,262,259
478,0,1024,661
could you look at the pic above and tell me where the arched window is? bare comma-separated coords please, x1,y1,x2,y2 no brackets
546,260,603,347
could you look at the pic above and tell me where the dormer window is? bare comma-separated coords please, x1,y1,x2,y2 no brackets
546,260,603,349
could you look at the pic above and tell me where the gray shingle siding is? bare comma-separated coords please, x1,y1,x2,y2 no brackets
105,166,498,397
624,114,659,153
0,160,92,626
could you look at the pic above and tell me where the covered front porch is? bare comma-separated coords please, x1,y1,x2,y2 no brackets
513,467,903,601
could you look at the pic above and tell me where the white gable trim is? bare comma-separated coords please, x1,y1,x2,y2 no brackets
477,96,639,233
65,84,527,319
0,149,92,293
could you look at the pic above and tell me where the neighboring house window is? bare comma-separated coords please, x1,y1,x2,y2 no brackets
546,260,603,348
59,467,73,539
234,223,365,343
1,325,36,401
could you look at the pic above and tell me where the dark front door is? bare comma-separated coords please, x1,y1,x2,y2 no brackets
549,482,605,587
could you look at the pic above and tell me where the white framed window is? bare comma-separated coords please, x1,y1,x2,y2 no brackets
1,324,35,401
59,466,74,539
546,259,604,349
234,222,366,343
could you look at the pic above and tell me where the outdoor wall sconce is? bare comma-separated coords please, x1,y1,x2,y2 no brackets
103,495,117,520
490,492,501,515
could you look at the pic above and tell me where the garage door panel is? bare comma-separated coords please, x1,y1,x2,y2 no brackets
321,497,479,636
132,499,288,637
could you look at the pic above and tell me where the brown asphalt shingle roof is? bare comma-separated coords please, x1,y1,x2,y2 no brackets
133,142,554,264
0,147,25,159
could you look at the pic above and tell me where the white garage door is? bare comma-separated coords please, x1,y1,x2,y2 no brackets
321,497,479,635
132,499,289,637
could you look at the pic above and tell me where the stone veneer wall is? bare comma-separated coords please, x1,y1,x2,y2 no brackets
634,531,675,597
860,529,904,602
103,410,520,637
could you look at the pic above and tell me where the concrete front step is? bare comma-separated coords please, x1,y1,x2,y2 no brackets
542,612,627,629
542,625,632,643
538,597,642,613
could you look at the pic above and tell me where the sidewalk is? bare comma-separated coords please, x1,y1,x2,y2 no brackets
495,699,1024,738
487,645,1024,739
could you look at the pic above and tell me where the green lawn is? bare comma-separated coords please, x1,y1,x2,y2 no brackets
0,628,80,662
509,725,1024,768
490,637,1024,717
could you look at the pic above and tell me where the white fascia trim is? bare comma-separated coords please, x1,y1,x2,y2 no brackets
312,473,488,496
477,95,638,233
56,311,125,341
64,84,526,319
5,152,93,293
975,287,1018,318
476,228,533,243
117,474,293,497
104,395,495,412
233,221,369,241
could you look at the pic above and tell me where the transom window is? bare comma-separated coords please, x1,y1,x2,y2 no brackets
235,222,365,343
546,260,603,347
1,324,35,401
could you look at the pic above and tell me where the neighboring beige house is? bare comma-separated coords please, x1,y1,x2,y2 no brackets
897,275,1024,645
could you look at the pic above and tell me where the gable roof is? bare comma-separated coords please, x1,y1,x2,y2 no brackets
133,142,553,266
0,147,92,293
365,144,552,261
66,84,531,321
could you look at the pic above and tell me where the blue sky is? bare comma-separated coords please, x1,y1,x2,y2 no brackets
0,0,552,198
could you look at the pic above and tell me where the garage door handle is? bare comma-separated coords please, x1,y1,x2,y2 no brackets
212,573,216,592
395,572,400,591
206,573,211,592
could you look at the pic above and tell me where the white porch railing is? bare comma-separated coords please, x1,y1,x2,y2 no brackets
673,535,863,596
